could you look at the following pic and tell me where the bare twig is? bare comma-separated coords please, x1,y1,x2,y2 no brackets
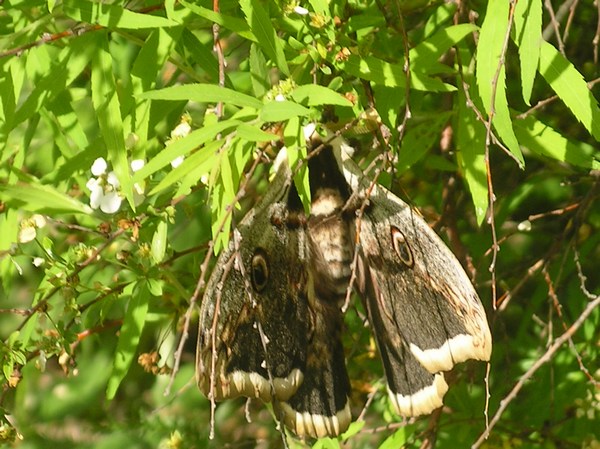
543,0,566,55
472,269,600,448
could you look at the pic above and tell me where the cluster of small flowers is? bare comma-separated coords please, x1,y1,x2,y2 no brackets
85,116,192,214
85,158,145,214
166,115,192,168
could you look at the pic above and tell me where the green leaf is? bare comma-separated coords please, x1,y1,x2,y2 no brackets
514,116,600,169
291,84,353,107
239,0,290,76
63,0,177,29
513,0,542,105
423,2,457,37
337,55,455,92
476,0,524,166
340,420,365,440
379,426,407,449
134,120,240,182
249,44,269,98
397,112,452,172
91,35,134,210
151,220,168,264
311,438,340,449
13,36,94,127
538,41,600,141
106,281,150,400
181,29,225,86
0,180,93,215
149,138,224,194
140,84,263,109
457,79,488,225
260,101,311,121
179,0,256,41
410,24,477,73
236,123,279,141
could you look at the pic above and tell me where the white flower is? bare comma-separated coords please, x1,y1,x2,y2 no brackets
106,171,120,188
171,156,185,168
32,257,45,267
91,157,107,176
275,93,286,102
99,191,122,214
130,159,145,172
18,214,47,243
171,122,192,139
86,161,123,214
294,5,309,15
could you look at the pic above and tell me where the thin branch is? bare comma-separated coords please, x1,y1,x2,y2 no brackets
543,0,566,55
472,273,600,448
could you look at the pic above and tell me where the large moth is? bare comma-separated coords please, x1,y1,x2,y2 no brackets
196,134,492,439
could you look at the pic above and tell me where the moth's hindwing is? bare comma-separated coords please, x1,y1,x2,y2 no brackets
197,160,352,439
333,142,492,417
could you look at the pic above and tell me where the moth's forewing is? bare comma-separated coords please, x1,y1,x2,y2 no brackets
332,141,492,416
197,166,309,404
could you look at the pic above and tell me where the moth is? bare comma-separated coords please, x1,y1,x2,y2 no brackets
196,135,492,439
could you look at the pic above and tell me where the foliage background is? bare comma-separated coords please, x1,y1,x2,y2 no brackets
0,0,599,448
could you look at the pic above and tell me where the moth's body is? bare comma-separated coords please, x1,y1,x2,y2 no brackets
197,136,492,439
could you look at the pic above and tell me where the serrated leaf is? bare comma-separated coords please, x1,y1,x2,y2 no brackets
476,0,524,166
106,282,150,400
291,84,353,107
239,0,289,76
514,116,600,169
91,36,134,210
260,101,311,121
140,84,262,109
538,41,600,141
63,0,177,28
513,0,542,105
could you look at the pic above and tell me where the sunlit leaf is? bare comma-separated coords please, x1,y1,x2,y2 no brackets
513,0,542,105
260,101,311,121
239,0,289,75
514,115,600,169
476,0,524,166
106,282,150,400
538,41,600,141
140,84,262,109
291,84,353,107
63,0,177,28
